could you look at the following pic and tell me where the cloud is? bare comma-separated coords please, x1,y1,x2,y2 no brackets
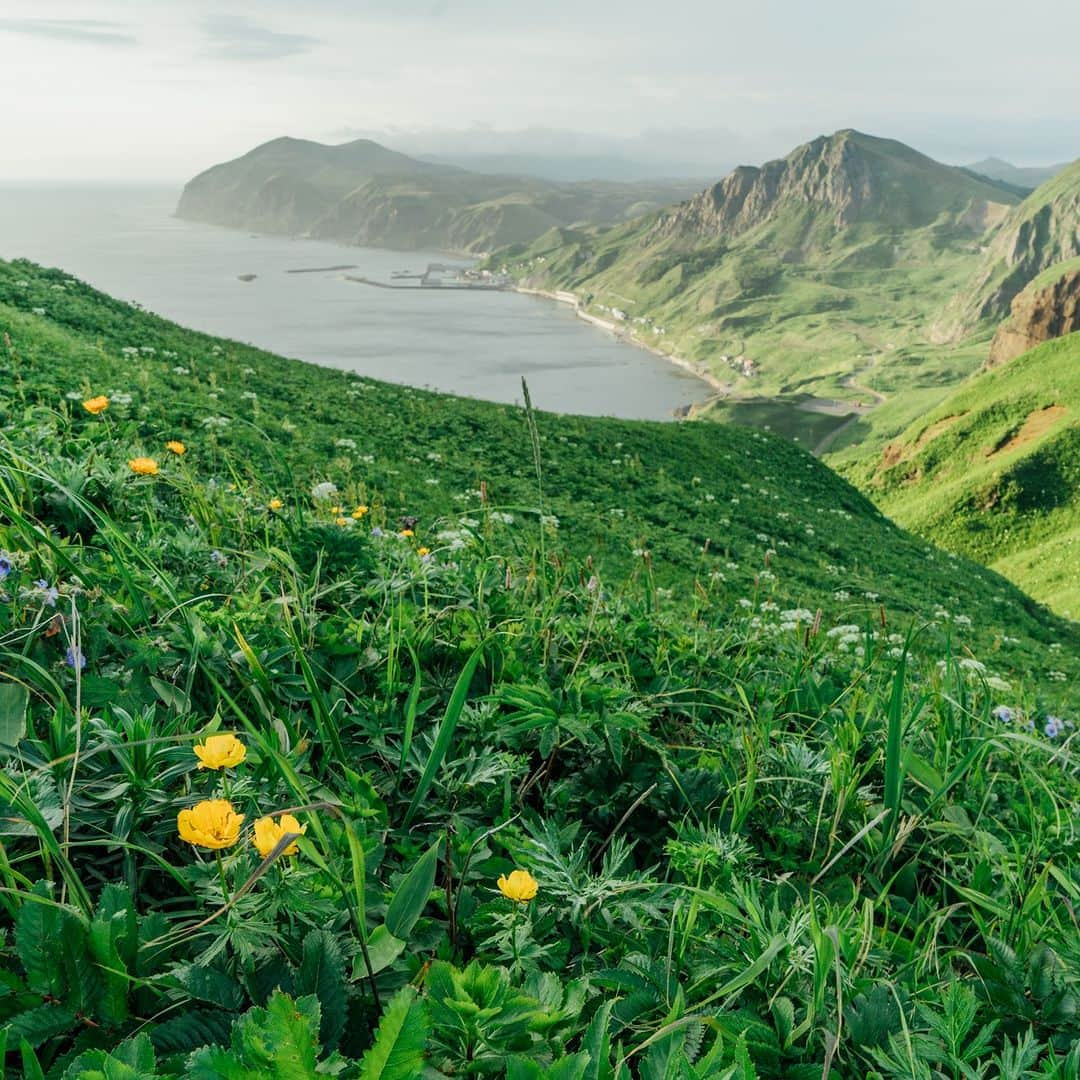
0,18,135,46
201,14,318,61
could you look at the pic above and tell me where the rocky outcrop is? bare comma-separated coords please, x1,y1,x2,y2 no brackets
648,129,1016,246
988,267,1080,367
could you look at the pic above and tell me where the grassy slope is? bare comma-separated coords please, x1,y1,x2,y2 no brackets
843,333,1080,616
1,257,1074,683
1,257,1078,1077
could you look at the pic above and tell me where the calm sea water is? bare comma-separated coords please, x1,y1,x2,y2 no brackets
0,184,704,420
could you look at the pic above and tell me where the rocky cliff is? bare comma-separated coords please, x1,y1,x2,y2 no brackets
648,129,1016,247
988,262,1080,366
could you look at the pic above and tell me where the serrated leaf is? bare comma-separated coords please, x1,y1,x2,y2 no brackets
150,1008,234,1056
5,1003,77,1049
173,964,247,1011
358,985,429,1080
294,929,347,1051
60,1031,157,1079
185,991,322,1079
16,882,65,998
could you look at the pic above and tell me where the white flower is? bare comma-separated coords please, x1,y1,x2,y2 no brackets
311,481,338,501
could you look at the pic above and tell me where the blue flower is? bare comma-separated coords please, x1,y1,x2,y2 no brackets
65,646,86,670
34,580,59,607
991,705,1014,724
0,557,12,581
1044,716,1063,739
370,527,384,538
209,550,227,566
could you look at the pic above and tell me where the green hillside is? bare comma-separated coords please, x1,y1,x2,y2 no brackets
0,258,1077,1077
492,131,1018,427
176,136,701,254
848,333,1080,616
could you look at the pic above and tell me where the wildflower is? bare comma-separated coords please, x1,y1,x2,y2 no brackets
1044,716,1063,739
497,869,538,903
253,814,306,858
0,557,11,580
128,457,159,476
336,517,350,527
417,547,430,556
311,481,337,501
268,497,284,511
177,799,244,850
193,733,247,770
82,395,109,415
351,505,369,519
992,705,1014,724
400,529,414,538
65,645,86,670
165,440,186,455
370,526,384,538
209,550,227,566
33,580,59,607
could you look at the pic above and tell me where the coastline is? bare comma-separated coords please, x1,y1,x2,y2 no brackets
514,286,728,397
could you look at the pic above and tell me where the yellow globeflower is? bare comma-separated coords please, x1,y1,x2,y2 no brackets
253,813,307,858
193,732,247,770
268,497,284,512
82,395,110,415
336,516,349,527
128,457,159,476
400,529,414,538
177,799,244,850
351,505,369,519
497,869,538,903
165,440,186,455
417,547,430,557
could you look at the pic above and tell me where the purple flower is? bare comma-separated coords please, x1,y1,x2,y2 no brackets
991,705,1014,724
370,527,384,538
1044,716,1063,739
65,646,86,670
0,557,12,580
34,580,59,607
209,550,227,566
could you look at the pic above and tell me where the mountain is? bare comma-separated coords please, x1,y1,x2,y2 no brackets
493,130,1020,424
856,331,1079,616
965,156,1072,192
944,160,1080,332
176,136,702,254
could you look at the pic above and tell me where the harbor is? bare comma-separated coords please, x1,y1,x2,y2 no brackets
345,262,513,291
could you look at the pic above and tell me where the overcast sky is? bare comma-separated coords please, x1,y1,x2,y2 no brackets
3,0,1078,182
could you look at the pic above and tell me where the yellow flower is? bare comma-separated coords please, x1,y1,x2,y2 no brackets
252,813,307,858
268,497,284,511
82,395,109,415
351,505,369,519
165,440,186,455
497,869,538,903
336,516,349,527
330,505,342,515
417,547,430,557
128,457,159,476
400,529,414,538
177,799,244,850
193,733,247,770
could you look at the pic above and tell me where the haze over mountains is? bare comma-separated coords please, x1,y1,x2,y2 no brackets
176,137,703,255
965,157,1072,192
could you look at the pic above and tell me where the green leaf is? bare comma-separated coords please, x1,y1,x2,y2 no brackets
173,964,247,1011
5,1003,78,1049
16,882,66,999
186,992,323,1080
363,925,407,975
403,645,484,827
60,1031,158,1079
0,682,28,748
150,1008,234,1057
358,986,430,1080
384,839,440,942
294,930,347,1051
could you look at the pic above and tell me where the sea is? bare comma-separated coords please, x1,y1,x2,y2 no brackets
0,184,706,420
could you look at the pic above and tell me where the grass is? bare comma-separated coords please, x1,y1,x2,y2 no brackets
845,332,1080,617
0,256,1077,1077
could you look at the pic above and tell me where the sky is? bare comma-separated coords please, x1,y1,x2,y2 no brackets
3,0,1079,183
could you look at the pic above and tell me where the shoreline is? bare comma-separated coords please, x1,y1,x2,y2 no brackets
514,286,728,399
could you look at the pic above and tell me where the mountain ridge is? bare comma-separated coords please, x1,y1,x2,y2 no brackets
176,136,703,254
